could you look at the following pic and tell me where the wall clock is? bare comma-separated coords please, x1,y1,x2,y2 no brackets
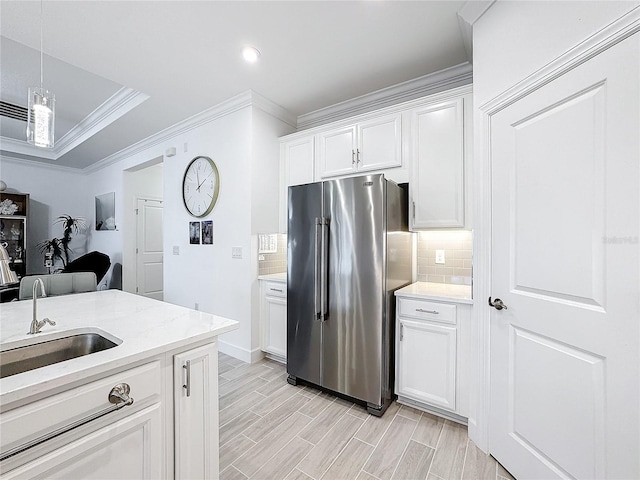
182,156,220,217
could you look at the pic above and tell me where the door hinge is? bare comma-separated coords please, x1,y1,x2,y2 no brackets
136,248,138,254
135,208,139,215
412,202,416,221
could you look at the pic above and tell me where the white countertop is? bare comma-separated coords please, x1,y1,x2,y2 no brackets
258,272,287,282
0,290,238,407
395,282,473,304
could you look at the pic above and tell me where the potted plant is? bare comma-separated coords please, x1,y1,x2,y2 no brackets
38,215,87,271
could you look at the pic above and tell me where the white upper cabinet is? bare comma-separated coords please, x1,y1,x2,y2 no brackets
409,91,471,229
318,113,402,178
283,136,315,187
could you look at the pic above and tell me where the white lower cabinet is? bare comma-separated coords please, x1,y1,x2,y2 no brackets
174,343,218,480
398,319,457,411
2,405,163,479
0,342,220,480
395,295,471,421
260,279,287,362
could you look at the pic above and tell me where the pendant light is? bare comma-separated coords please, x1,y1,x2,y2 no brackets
26,0,55,149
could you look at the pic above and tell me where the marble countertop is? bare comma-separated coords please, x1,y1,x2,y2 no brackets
395,282,473,304
258,272,287,282
0,290,238,408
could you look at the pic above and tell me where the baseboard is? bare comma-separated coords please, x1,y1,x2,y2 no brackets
397,395,468,426
218,340,264,364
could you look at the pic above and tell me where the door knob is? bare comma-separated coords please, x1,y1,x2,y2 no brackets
488,297,508,310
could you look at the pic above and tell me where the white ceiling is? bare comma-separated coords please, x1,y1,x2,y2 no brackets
0,0,470,170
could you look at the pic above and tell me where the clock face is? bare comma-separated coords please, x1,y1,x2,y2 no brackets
182,156,220,217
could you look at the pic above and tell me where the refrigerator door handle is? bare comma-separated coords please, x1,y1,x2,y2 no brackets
314,218,322,320
320,217,329,321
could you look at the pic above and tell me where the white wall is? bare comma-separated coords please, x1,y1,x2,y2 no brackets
0,158,88,274
473,0,637,105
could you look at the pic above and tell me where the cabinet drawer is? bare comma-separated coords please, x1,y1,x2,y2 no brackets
0,361,161,454
398,298,457,325
264,281,286,298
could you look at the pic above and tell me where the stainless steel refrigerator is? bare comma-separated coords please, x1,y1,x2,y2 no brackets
286,173,413,416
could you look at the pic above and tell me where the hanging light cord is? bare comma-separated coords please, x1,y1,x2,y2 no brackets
39,0,44,89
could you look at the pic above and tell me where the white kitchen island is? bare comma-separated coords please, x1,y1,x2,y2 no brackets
0,290,238,479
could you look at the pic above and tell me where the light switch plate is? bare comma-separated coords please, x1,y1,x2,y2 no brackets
435,250,445,264
232,246,242,259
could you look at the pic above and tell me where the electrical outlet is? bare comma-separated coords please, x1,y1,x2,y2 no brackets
435,250,446,264
258,254,265,261
232,246,242,259
173,246,180,255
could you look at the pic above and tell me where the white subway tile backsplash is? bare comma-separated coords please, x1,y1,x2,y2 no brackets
416,230,473,285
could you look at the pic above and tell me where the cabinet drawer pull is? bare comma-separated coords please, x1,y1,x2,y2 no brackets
269,288,283,293
416,308,439,314
0,383,135,462
183,360,191,397
352,150,356,165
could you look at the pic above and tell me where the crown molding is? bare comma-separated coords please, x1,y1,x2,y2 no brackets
0,86,148,162
55,87,149,157
82,90,296,174
296,62,473,130
0,153,82,174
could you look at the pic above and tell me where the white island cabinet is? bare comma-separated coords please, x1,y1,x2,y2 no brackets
0,290,238,479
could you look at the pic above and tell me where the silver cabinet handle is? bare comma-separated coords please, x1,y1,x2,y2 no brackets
416,308,439,314
357,148,361,164
0,382,134,462
351,150,356,165
269,288,283,293
183,360,191,397
400,324,404,341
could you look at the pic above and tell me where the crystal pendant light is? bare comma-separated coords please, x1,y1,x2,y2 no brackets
26,0,55,149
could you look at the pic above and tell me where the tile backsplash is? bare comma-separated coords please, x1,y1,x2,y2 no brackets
416,230,473,285
258,234,287,275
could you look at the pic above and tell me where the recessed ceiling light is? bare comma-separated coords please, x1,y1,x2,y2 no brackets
242,46,261,63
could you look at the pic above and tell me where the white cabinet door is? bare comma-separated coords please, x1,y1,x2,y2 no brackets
398,319,457,411
280,136,315,232
263,295,287,359
410,96,466,229
2,405,163,479
357,113,402,172
284,136,315,187
174,343,219,480
318,125,357,178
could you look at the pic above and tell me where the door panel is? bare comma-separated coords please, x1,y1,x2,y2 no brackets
490,35,639,479
322,175,385,406
136,199,163,300
287,182,323,385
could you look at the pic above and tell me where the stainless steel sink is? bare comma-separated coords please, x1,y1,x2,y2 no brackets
0,333,118,378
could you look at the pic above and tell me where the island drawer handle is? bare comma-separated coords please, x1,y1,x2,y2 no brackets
0,383,135,462
416,308,439,314
183,360,191,397
269,288,283,293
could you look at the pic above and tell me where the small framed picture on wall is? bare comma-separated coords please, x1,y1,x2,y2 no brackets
202,220,213,245
189,221,201,244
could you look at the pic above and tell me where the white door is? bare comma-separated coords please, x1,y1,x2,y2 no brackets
357,113,402,172
136,198,163,300
318,125,356,178
489,34,639,479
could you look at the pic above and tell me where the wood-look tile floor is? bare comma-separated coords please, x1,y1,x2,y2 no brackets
218,353,515,480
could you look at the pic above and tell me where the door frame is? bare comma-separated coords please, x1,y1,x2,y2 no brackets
470,8,640,453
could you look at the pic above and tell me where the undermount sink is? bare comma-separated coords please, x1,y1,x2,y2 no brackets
0,332,119,379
